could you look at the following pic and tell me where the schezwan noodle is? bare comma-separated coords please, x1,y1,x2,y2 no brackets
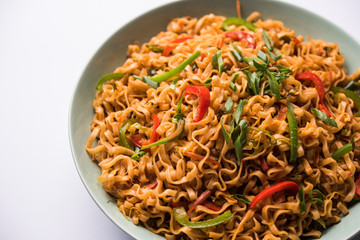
86,11,360,240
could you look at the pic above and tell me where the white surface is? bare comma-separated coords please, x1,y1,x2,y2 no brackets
0,0,359,240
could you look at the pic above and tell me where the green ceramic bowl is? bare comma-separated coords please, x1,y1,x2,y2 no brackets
69,0,360,239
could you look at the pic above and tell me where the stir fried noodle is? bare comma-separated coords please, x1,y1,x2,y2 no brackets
86,12,360,240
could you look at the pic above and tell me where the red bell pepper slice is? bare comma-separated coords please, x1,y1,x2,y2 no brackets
225,31,256,49
162,37,193,57
250,181,299,209
187,190,211,215
146,180,158,189
184,85,210,123
201,201,222,211
295,72,331,117
130,113,160,149
183,151,222,169
356,175,360,195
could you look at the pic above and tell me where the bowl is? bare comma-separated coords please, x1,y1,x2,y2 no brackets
69,0,360,239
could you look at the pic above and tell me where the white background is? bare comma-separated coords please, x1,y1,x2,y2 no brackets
1,0,359,239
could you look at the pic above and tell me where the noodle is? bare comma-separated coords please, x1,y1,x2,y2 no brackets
86,10,360,240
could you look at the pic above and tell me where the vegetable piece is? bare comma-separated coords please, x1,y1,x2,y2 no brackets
131,149,147,160
331,86,360,113
187,190,211,215
119,119,140,149
298,187,307,214
184,85,211,122
262,30,274,51
234,99,248,124
331,143,353,160
96,72,125,90
204,78,212,86
201,201,222,211
170,77,179,90
225,31,256,49
286,102,298,163
224,97,234,113
173,207,232,229
146,44,164,53
234,120,247,164
130,113,160,149
309,189,325,205
230,42,244,62
312,108,338,127
222,17,257,32
356,175,360,195
212,50,225,73
295,72,331,117
141,119,184,149
266,69,281,100
150,51,200,82
162,37,193,56
234,194,251,204
183,151,222,169
250,181,299,209
142,76,160,89
221,118,231,144
146,180,158,189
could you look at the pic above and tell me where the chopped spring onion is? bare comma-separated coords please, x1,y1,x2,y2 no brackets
212,50,225,73
234,119,247,164
141,119,184,149
312,108,338,128
119,119,140,149
222,17,257,32
234,99,248,125
331,143,353,161
286,102,298,163
150,51,200,82
96,72,125,90
298,187,307,214
224,97,234,113
169,77,179,90
233,194,251,204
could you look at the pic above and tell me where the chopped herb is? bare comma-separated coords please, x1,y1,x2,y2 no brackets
257,50,269,65
204,78,212,86
224,97,234,113
170,77,179,90
234,119,247,164
221,118,231,144
309,189,325,205
150,51,200,82
96,72,125,90
234,99,248,125
222,17,258,32
234,194,251,204
312,108,338,127
286,102,298,163
298,187,306,214
192,62,198,72
146,44,164,53
212,50,225,73
131,150,147,159
230,42,244,62
229,82,237,92
266,70,281,100
262,30,274,51
331,143,353,161
142,76,160,89
275,65,292,75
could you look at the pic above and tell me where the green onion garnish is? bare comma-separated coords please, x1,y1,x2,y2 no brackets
312,108,338,127
96,72,125,90
150,51,200,83
331,143,353,160
286,102,298,163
